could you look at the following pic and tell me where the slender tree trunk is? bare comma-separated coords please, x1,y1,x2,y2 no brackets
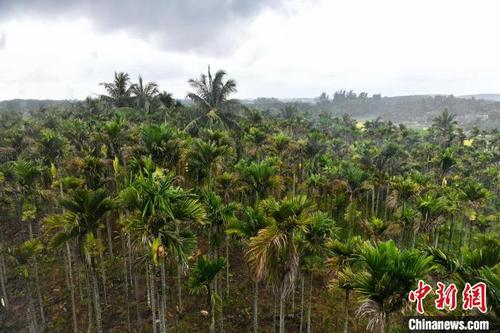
65,243,78,333
89,262,103,333
105,214,114,257
306,275,312,333
122,237,131,333
27,220,45,328
146,264,151,307
27,307,36,333
149,263,158,333
97,230,108,305
225,238,230,298
299,275,305,333
159,259,167,333
0,253,8,310
33,255,45,327
343,290,350,333
26,278,39,333
86,270,93,333
253,280,259,333
279,290,286,333
273,293,277,333
208,284,215,333
134,273,142,332
177,261,183,315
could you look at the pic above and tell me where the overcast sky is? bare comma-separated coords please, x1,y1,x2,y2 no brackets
0,0,500,100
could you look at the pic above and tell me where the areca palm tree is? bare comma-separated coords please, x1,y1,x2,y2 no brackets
227,205,269,333
44,188,116,333
188,256,226,333
141,123,185,170
236,158,281,204
9,239,44,332
121,160,205,333
186,66,239,132
247,195,314,333
188,138,231,189
328,236,362,333
350,240,434,333
100,72,133,107
298,212,339,333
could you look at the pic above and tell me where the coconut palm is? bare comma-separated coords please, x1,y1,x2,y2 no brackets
247,195,314,333
186,66,238,132
100,72,133,107
130,76,160,117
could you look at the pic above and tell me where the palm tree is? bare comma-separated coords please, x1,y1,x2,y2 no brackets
432,109,457,140
44,189,116,333
236,158,281,204
140,123,184,170
188,256,226,333
130,76,160,117
227,205,269,333
247,195,314,333
188,137,231,190
100,72,133,107
186,66,238,132
121,160,205,333
298,212,339,333
328,236,362,333
350,241,434,333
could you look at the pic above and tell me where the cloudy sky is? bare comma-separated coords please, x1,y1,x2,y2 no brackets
0,0,499,100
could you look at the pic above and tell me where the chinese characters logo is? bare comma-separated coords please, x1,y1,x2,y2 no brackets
409,280,487,314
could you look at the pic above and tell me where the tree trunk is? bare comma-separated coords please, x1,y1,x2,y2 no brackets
176,261,183,315
306,274,312,333
253,280,259,333
97,230,108,305
279,290,286,333
121,237,131,333
89,262,103,333
26,278,38,333
86,269,93,333
159,259,167,333
65,243,78,333
33,254,45,328
273,294,277,333
134,273,142,332
343,289,350,333
208,284,215,333
105,214,114,257
149,263,158,333
299,275,305,333
226,238,230,298
0,253,8,310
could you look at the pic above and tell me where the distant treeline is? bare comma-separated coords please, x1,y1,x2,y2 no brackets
250,92,500,129
2,91,500,129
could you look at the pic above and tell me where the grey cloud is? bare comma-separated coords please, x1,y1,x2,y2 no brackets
0,0,285,54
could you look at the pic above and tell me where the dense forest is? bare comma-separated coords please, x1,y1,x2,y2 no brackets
0,69,498,332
